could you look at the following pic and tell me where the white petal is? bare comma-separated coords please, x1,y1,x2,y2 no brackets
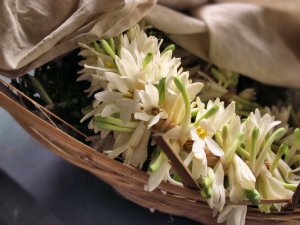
134,112,153,121
217,205,233,223
192,156,207,179
166,172,184,187
94,91,122,103
129,130,151,169
205,137,224,156
183,151,194,167
104,72,129,94
199,119,216,135
101,104,119,117
128,122,147,147
145,83,159,107
105,144,128,158
192,139,205,155
115,98,139,123
145,160,171,191
187,82,204,101
148,114,161,128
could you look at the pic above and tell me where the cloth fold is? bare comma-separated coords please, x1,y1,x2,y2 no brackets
1,0,300,88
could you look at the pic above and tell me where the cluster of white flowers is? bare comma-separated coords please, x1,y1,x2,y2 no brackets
78,24,300,225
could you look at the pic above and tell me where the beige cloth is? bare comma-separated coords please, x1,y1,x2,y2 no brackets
1,0,300,88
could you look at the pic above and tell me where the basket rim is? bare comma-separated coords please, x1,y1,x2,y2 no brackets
0,78,298,210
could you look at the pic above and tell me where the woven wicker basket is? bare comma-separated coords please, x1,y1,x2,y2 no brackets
1,79,300,225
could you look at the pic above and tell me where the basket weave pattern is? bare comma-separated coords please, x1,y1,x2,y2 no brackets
1,81,300,225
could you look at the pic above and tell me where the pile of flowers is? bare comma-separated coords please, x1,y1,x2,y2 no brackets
78,24,300,225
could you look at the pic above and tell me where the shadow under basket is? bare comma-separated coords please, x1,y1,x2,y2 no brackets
1,79,300,225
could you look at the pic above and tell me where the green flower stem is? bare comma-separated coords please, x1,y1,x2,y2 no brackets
108,38,115,54
94,115,138,132
142,52,154,69
200,173,214,199
162,44,175,54
222,125,229,152
225,133,244,165
173,77,191,128
245,188,261,205
100,40,116,59
237,146,250,160
250,128,259,172
270,141,288,174
191,109,198,118
194,105,219,127
283,183,298,191
255,128,286,176
149,151,167,172
94,121,134,132
29,76,54,106
157,77,166,106
285,128,300,164
91,41,101,52
215,131,223,147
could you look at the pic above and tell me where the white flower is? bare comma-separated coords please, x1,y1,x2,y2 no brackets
105,122,147,166
245,109,281,154
257,165,293,212
207,161,226,216
121,23,159,55
217,205,247,225
190,126,224,180
163,72,203,125
134,83,168,128
145,140,183,191
228,155,256,203
205,99,236,133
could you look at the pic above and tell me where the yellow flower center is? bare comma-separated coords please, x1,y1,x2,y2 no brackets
105,62,115,68
196,127,207,139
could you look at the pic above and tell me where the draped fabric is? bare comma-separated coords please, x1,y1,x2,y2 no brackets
1,0,300,87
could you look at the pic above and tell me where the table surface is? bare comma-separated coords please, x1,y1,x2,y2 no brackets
0,108,203,225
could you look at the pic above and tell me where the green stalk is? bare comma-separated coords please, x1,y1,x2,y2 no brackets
250,128,259,172
142,52,154,69
215,131,223,147
245,188,261,205
100,40,116,59
173,77,191,128
270,141,288,174
194,105,219,127
149,151,167,172
94,115,139,129
255,128,286,176
91,41,101,52
200,173,214,199
283,183,298,191
162,44,175,54
107,38,115,54
237,146,250,160
222,125,229,152
225,133,244,165
157,77,166,106
94,121,134,132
